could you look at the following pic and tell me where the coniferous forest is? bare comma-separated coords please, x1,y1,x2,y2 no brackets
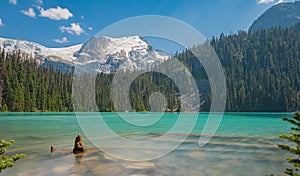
0,51,74,112
1,23,300,112
177,23,300,112
216,27,300,112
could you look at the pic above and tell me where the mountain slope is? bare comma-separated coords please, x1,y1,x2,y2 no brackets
249,1,300,32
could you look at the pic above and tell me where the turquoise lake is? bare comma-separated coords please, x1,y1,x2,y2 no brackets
0,112,294,176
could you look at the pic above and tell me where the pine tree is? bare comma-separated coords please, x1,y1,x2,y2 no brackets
278,110,300,176
0,140,25,172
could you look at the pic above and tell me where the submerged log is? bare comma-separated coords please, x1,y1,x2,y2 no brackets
50,145,72,154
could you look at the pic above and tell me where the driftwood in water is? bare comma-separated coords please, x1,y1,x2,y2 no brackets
50,146,73,154
50,134,88,154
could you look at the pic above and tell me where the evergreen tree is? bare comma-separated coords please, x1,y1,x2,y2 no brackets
278,109,300,176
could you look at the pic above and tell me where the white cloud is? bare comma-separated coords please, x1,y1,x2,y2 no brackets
257,0,288,4
88,27,93,31
9,0,17,5
59,23,85,36
54,37,69,44
21,8,36,18
39,6,73,20
0,19,3,26
257,0,274,4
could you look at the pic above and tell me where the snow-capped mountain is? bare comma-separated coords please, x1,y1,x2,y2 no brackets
0,36,169,73
74,36,169,73
0,37,81,63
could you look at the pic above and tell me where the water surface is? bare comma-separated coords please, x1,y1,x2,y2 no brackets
0,112,293,176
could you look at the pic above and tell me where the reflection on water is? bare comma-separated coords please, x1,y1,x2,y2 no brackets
0,112,293,176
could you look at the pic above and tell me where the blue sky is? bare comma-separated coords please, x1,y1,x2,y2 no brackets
0,0,296,51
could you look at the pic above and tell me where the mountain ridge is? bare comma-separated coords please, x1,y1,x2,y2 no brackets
249,1,300,32
0,36,169,73
74,36,169,73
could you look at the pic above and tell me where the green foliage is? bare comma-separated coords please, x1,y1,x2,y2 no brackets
0,140,25,172
278,111,300,175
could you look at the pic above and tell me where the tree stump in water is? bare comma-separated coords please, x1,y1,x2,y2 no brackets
73,134,87,154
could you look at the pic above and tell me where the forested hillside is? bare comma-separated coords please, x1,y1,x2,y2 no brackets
0,51,74,112
216,26,300,111
178,24,300,112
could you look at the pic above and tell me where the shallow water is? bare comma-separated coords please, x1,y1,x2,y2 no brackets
0,112,293,176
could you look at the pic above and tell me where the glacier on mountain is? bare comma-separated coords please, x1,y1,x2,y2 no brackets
0,36,170,73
